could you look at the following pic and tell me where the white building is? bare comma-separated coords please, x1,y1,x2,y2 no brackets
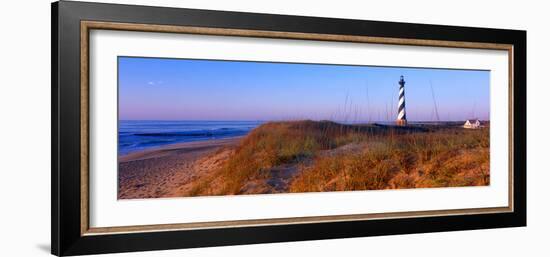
463,119,481,129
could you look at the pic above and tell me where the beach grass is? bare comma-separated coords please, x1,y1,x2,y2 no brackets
187,120,490,196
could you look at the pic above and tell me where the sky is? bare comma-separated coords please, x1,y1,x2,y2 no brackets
118,57,490,122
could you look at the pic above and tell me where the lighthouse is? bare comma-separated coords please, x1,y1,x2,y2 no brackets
396,75,407,126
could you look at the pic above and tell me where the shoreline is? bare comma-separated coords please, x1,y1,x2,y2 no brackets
119,136,243,162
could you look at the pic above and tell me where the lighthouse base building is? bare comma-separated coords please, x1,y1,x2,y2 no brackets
396,119,407,126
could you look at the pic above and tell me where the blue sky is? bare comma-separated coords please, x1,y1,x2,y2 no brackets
118,57,490,122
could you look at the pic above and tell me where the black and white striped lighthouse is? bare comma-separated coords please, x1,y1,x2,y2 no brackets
396,75,407,126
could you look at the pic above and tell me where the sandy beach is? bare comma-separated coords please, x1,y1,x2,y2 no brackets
118,137,241,199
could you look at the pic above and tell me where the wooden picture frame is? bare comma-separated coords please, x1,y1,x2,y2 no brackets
52,1,526,256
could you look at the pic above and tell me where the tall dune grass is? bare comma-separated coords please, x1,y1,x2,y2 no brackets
290,127,489,192
188,120,489,196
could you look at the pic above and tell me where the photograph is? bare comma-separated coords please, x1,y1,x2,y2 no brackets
117,57,490,199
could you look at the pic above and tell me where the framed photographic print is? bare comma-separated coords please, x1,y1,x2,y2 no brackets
51,1,526,256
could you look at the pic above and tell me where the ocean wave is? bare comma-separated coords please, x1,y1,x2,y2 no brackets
118,121,262,155
131,128,243,137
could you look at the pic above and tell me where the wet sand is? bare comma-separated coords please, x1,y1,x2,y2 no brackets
118,137,241,199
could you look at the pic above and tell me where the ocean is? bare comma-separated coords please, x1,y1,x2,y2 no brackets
118,120,263,155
